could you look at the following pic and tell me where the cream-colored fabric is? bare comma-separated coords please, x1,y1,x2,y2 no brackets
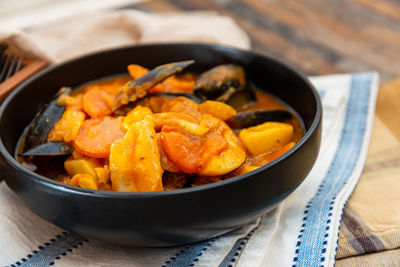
0,10,250,63
376,78,400,140
368,116,398,154
336,248,400,267
350,173,400,233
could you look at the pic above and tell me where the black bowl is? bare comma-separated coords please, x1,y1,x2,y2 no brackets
0,44,321,247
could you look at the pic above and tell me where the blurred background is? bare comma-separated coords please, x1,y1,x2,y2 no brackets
1,0,400,83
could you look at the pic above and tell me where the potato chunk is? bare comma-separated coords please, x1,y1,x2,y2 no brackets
123,105,153,130
109,118,163,192
239,122,293,155
70,173,99,190
64,158,103,177
198,100,236,121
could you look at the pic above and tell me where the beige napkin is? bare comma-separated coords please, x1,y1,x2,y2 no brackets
0,10,250,63
335,79,400,266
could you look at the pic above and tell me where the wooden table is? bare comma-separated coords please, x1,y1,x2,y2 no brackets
130,0,400,152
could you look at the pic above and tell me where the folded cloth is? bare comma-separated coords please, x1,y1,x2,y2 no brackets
336,144,400,264
0,71,379,266
0,9,380,267
0,10,250,63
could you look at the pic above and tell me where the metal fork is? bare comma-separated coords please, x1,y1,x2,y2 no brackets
0,44,23,83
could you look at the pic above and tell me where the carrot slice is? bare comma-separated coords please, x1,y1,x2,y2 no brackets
73,116,126,158
82,89,114,118
158,74,195,93
128,64,149,79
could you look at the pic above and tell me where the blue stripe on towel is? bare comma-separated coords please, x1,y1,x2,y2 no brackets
292,73,372,266
11,232,86,267
219,224,259,267
162,239,215,267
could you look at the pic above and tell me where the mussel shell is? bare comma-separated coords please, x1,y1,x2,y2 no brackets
114,60,195,109
194,64,245,99
223,87,257,110
23,87,70,151
226,109,292,129
19,142,73,157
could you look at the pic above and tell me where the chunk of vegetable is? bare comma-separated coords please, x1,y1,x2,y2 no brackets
57,94,83,110
160,126,203,173
161,97,201,118
200,127,246,176
48,109,85,143
82,89,114,118
157,133,180,172
64,158,103,177
128,64,149,79
109,118,163,192
122,105,153,130
78,174,99,190
94,166,110,185
69,173,99,190
161,116,246,176
198,100,236,121
156,74,195,93
239,122,293,155
73,116,126,158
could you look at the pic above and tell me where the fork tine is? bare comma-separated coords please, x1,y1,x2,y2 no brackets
0,54,11,82
5,55,18,80
14,56,23,74
0,44,8,71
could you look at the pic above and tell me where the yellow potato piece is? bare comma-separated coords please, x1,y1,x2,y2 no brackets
198,100,236,121
200,128,246,176
122,105,153,130
153,112,209,136
69,173,99,190
109,119,163,192
239,122,293,155
64,158,103,177
57,94,83,110
94,166,110,184
69,174,80,186
78,174,99,190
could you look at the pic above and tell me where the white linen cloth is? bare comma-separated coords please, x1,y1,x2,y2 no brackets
0,10,379,267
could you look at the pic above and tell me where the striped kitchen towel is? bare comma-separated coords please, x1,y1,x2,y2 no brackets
0,71,379,266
